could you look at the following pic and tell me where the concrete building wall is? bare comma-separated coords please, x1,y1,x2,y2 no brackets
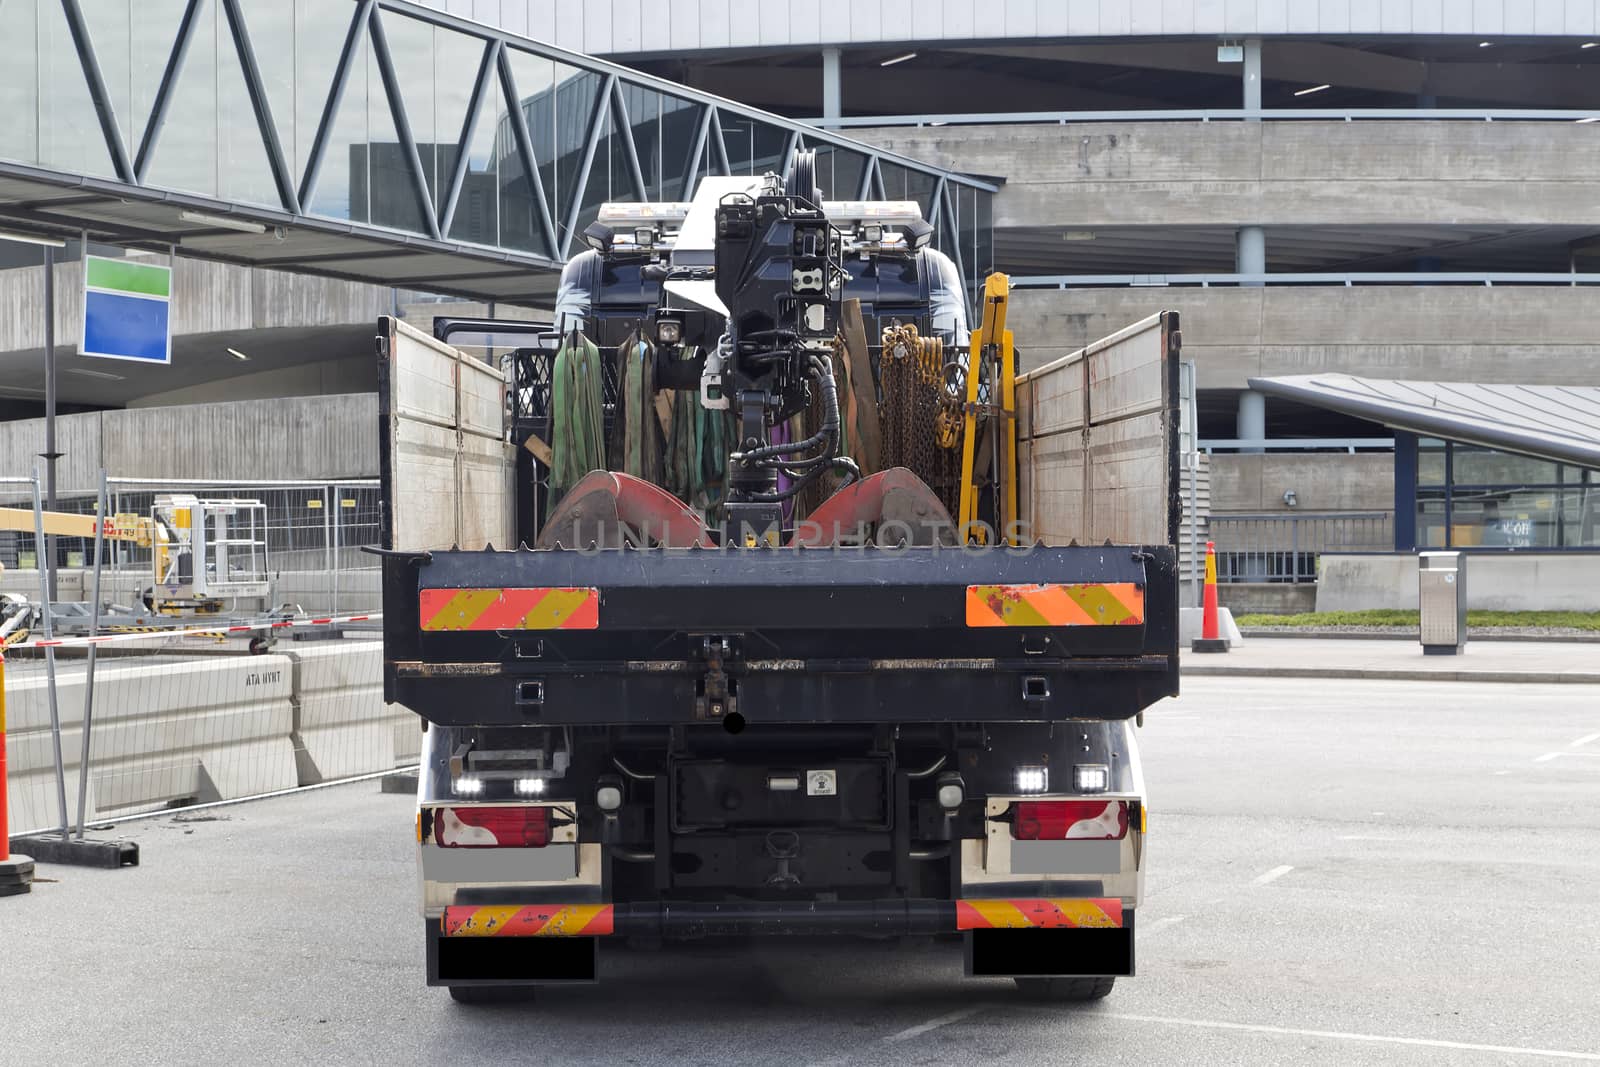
1318,553,1600,612
130,357,377,408
434,0,1600,54
1218,583,1317,615
1209,453,1393,514
1008,286,1600,389
0,393,378,486
860,122,1600,229
0,258,539,354
0,258,400,354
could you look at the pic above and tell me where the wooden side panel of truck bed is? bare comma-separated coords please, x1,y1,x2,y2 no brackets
1016,311,1181,549
378,317,513,553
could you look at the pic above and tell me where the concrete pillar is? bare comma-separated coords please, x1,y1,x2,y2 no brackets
1237,390,1265,454
822,48,842,124
1242,38,1262,117
1236,225,1265,285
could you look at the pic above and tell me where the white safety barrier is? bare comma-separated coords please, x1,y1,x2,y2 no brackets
3,615,417,836
5,650,297,833
288,640,422,785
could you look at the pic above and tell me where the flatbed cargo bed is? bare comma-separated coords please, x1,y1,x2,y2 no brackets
377,306,1182,729
382,541,1178,725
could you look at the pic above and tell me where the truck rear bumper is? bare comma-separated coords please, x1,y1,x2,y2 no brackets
439,896,1123,939
427,900,1135,984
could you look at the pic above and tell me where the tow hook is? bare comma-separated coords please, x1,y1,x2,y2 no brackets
765,830,801,888
694,635,737,721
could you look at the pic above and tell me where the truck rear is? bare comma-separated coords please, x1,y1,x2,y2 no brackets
377,157,1180,1003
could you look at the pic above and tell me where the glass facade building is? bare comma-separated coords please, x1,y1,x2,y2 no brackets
0,0,994,301
1398,433,1600,550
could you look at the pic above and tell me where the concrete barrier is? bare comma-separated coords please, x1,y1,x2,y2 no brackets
4,652,298,834
3,635,415,836
287,640,420,785
1179,606,1243,646
1317,553,1600,612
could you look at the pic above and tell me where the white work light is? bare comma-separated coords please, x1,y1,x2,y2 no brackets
1015,767,1048,794
1073,764,1110,793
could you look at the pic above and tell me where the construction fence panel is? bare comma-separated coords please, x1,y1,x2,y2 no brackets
1,479,383,617
3,620,420,838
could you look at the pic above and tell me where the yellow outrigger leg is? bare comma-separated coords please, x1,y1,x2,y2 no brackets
958,273,1018,545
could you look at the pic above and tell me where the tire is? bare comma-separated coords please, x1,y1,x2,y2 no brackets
447,985,537,1005
1013,976,1116,1002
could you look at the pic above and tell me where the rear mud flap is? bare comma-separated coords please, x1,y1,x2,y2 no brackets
965,911,1135,978
427,922,599,986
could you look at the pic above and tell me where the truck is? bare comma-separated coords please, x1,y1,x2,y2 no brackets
376,153,1181,1003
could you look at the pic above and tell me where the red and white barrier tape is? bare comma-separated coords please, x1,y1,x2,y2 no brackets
23,613,380,650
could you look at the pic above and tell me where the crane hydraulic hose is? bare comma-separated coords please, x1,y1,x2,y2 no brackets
737,354,858,503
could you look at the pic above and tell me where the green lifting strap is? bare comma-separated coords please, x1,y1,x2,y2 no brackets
698,396,733,508
665,376,701,507
550,331,605,508
618,333,661,483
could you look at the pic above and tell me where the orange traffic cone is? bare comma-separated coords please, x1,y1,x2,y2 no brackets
1191,540,1230,654
1,650,37,896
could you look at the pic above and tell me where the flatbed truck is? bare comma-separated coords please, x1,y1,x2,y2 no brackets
376,157,1180,1003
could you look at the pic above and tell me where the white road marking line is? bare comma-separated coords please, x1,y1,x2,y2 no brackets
1337,835,1398,841
1534,752,1563,762
1251,865,1294,886
1142,915,1186,936
1570,732,1600,748
1493,770,1513,775
883,1005,985,1043
1099,1012,1600,1062
1536,751,1600,762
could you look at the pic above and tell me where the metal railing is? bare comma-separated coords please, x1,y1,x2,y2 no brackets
811,108,1600,128
1011,272,1600,289
1210,512,1393,584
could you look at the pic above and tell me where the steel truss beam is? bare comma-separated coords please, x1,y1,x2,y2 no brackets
8,0,993,293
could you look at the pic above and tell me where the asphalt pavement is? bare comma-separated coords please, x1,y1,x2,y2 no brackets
4,675,1600,1065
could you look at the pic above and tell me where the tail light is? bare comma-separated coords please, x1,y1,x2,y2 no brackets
1011,800,1129,841
434,805,551,848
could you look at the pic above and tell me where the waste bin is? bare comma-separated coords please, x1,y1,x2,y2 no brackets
1418,551,1467,656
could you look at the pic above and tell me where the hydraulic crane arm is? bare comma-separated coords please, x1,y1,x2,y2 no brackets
0,507,152,543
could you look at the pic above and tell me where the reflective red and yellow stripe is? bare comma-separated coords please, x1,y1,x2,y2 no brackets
965,583,1143,627
419,587,600,631
442,904,615,937
955,898,1124,930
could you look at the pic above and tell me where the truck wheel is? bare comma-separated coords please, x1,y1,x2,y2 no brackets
447,985,537,1005
1013,976,1116,1002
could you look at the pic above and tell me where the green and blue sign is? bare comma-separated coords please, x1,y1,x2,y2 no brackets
81,255,172,364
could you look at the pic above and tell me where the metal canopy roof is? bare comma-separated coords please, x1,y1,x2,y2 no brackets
1249,374,1600,468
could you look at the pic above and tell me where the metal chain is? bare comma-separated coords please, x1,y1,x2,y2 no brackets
880,324,964,517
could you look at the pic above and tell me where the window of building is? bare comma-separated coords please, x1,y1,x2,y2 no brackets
1406,435,1599,549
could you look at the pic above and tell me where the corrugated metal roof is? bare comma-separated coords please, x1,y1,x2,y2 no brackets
1247,374,1600,469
